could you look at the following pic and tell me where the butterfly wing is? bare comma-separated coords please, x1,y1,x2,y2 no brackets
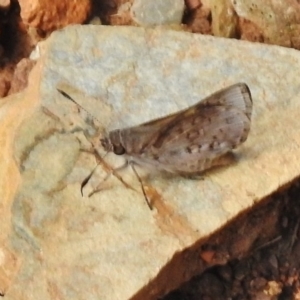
156,83,252,150
115,102,192,154
119,83,252,174
156,83,252,173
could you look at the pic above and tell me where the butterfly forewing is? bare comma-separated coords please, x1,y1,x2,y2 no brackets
155,83,252,150
109,83,252,174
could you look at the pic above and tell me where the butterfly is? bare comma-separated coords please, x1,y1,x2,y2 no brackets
58,83,252,209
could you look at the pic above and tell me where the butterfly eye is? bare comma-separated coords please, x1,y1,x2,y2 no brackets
113,144,126,155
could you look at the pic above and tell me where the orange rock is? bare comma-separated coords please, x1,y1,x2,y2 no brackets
19,0,91,32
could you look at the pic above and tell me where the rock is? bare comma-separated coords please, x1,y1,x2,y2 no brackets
19,0,91,32
185,0,201,11
0,245,20,296
131,0,185,26
0,64,13,97
238,18,264,43
110,2,133,26
2,25,300,300
192,1,300,49
0,0,10,10
210,0,238,38
233,0,300,49
184,5,212,34
8,58,36,95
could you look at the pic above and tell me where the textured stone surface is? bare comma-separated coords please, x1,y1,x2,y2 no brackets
2,25,300,300
0,79,40,296
210,0,238,37
131,0,185,25
233,0,300,49
19,0,91,31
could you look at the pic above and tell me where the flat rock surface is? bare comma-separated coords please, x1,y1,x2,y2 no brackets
2,25,300,300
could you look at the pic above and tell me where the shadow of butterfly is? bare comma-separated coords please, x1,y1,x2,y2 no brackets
58,83,252,209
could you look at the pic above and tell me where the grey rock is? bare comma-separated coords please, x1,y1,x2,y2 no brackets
131,0,185,26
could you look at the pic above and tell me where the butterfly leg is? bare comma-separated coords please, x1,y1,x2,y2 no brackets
130,163,152,210
78,141,134,196
88,161,130,197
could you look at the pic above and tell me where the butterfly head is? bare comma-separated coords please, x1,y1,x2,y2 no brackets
100,130,126,155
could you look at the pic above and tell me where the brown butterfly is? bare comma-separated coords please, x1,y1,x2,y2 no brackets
58,83,252,209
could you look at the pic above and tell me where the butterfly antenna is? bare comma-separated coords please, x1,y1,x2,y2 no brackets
130,163,152,210
57,89,102,124
58,90,137,200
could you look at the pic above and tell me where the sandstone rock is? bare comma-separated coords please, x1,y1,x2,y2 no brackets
2,25,300,300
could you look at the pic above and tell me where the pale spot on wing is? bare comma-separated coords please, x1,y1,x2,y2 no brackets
219,141,230,149
187,145,200,154
200,144,210,151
